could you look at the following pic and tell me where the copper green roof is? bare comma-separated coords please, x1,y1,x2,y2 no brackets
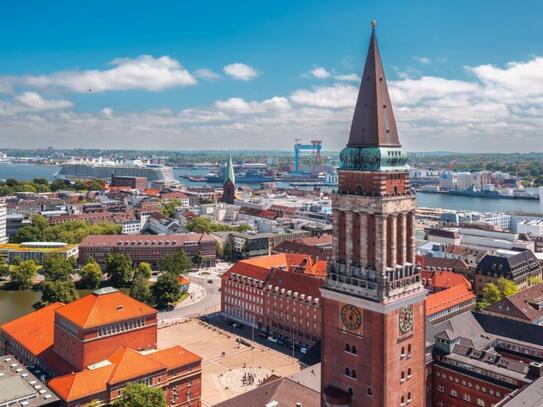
225,153,235,185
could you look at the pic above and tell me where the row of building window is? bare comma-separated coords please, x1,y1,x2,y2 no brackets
436,386,487,406
400,344,412,359
345,344,357,355
97,318,145,337
436,371,502,397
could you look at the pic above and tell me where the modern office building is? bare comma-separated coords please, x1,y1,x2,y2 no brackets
0,242,79,264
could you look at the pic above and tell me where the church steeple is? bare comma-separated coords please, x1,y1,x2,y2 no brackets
222,153,236,204
348,20,400,148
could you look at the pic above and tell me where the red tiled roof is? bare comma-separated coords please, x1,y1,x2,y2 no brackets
1,302,63,357
300,234,333,247
426,285,476,316
55,289,157,329
422,270,472,291
146,345,201,369
160,192,189,200
48,345,199,402
48,363,114,402
107,346,166,384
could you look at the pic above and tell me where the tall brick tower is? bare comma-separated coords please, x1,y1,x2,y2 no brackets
321,21,426,407
223,153,236,204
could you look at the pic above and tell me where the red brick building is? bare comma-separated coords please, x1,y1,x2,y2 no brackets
221,253,326,348
78,233,217,268
0,287,201,407
110,175,148,191
320,21,426,407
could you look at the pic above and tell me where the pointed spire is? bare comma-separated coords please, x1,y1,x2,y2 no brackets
225,153,235,185
347,20,400,148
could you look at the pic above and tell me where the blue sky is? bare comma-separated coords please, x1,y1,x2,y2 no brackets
1,0,543,151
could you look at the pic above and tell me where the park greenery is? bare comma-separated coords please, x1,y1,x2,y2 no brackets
79,259,103,289
11,214,122,244
186,216,251,233
478,278,519,310
160,199,181,218
0,177,105,197
111,383,166,407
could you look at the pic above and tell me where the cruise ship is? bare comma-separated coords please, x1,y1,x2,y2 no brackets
58,159,174,182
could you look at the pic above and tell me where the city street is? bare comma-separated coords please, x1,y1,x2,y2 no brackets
158,261,230,322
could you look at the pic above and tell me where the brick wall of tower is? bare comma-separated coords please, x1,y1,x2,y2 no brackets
338,170,409,196
223,179,235,204
321,297,426,406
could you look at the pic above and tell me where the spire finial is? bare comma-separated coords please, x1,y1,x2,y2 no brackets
371,19,377,30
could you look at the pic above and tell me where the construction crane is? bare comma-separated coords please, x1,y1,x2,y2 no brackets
293,139,324,175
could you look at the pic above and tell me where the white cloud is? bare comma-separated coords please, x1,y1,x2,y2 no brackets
215,96,290,114
413,56,431,64
101,107,113,117
223,63,258,81
310,67,331,79
21,55,197,92
194,68,221,81
15,92,73,110
2,56,543,152
334,73,360,82
290,84,358,108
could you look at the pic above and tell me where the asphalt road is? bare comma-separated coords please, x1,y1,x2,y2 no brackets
158,274,222,322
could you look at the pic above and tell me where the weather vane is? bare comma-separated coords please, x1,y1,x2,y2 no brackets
371,19,377,29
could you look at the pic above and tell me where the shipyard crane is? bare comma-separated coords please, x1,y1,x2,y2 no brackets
293,139,324,175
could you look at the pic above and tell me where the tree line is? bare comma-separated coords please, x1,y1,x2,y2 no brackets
0,248,199,310
0,177,105,197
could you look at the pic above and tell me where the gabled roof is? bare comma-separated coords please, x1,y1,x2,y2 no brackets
348,21,400,148
483,283,543,323
146,345,201,369
48,345,199,403
426,285,476,316
1,302,63,357
55,288,156,329
106,346,166,385
214,377,320,407
422,270,472,291
48,364,114,402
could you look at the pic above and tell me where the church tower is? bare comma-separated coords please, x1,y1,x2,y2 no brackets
321,21,426,407
223,154,236,204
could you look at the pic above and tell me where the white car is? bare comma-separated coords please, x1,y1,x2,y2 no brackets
300,347,308,354
267,336,278,343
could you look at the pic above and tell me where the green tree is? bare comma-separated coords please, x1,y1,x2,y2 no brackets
528,275,543,286
0,257,8,278
480,283,501,308
79,259,103,289
105,253,134,287
161,199,181,218
34,279,78,309
130,274,153,305
135,262,152,280
11,226,42,243
42,253,74,281
10,260,39,289
159,250,191,275
153,272,182,308
111,383,165,407
32,214,50,232
192,252,203,269
222,240,233,262
496,277,518,297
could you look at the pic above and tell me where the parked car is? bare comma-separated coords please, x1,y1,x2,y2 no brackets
207,279,213,284
277,339,286,346
267,336,278,343
233,322,244,329
300,347,308,354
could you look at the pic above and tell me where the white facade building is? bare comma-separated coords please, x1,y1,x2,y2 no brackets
0,203,7,244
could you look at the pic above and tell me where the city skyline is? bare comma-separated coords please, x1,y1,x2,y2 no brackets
1,0,543,152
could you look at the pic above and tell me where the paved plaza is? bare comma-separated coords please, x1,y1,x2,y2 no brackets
158,319,301,406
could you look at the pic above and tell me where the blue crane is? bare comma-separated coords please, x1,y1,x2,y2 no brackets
293,139,323,175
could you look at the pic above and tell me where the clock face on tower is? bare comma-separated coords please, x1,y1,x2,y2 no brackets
341,304,362,331
399,305,414,334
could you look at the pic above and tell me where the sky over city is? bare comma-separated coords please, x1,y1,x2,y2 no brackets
1,0,542,152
